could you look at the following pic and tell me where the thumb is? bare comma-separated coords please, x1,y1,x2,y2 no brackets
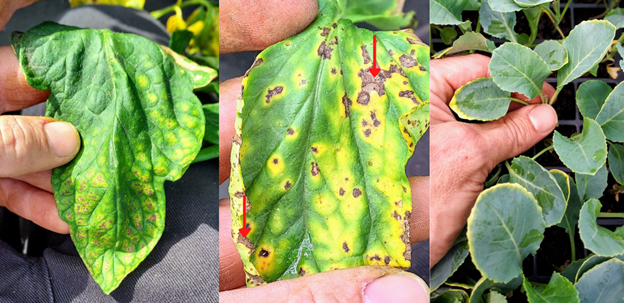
220,267,429,303
0,116,80,178
474,104,558,169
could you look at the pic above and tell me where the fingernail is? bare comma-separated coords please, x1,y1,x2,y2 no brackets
529,104,558,134
44,122,80,158
364,272,429,303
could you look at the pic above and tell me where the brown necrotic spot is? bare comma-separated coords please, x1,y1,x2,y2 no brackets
339,188,345,196
342,94,352,117
369,255,381,261
329,36,338,45
311,162,320,176
370,112,380,127
343,241,350,253
399,90,418,103
320,27,330,36
311,147,318,153
332,23,337,28
407,37,418,44
384,256,390,265
259,249,270,257
244,58,264,77
353,188,362,197
410,49,415,55
299,79,307,85
237,234,255,251
287,128,294,135
402,186,407,193
364,129,371,137
362,120,368,127
419,66,427,72
399,55,417,68
298,267,307,277
285,42,291,46
393,211,402,221
245,271,265,284
388,49,394,56
368,161,373,166
147,214,157,222
357,92,370,105
318,41,333,59
403,81,408,85
331,67,337,74
234,191,244,198
284,181,292,190
265,86,284,103
272,158,279,164
361,45,371,64
395,200,403,207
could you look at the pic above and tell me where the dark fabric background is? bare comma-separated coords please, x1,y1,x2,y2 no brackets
0,5,219,303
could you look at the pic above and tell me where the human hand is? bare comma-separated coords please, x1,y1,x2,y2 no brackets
429,54,557,267
218,1,429,301
0,0,81,234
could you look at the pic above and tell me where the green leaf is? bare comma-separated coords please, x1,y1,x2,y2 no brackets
489,42,550,99
228,0,429,285
549,169,570,204
193,145,218,163
169,29,194,55
432,287,470,303
449,77,511,121
343,0,414,30
557,20,616,89
467,183,545,283
431,0,469,25
575,258,624,303
576,80,612,121
576,164,607,202
595,82,624,142
579,199,624,257
434,32,494,58
479,0,517,42
508,156,566,226
489,0,522,12
513,0,553,7
608,143,624,184
534,41,568,71
616,42,624,71
498,174,510,184
555,172,582,239
439,27,459,45
469,275,523,303
575,255,611,282
465,0,483,10
523,272,580,303
12,22,215,294
458,20,473,33
553,117,607,175
431,228,470,291
202,103,218,144
605,8,624,29
562,256,589,282
485,291,508,303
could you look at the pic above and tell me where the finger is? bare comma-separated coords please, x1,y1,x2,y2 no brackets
219,76,243,185
219,0,318,53
0,178,69,234
220,266,428,303
13,170,53,192
409,176,429,243
0,0,40,30
0,46,49,114
472,104,558,170
219,198,246,291
0,116,80,178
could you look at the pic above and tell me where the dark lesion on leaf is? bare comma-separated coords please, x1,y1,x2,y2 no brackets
400,211,412,261
299,79,307,85
284,181,292,190
332,23,337,28
311,146,318,153
406,37,419,44
342,94,352,117
353,188,362,198
234,191,245,199
399,90,418,104
384,256,390,265
244,58,264,77
245,270,265,284
342,241,350,253
393,211,402,221
287,128,295,135
272,158,279,164
318,41,333,59
399,54,418,68
320,27,330,36
370,112,381,127
388,49,394,56
298,267,307,277
339,188,345,196
259,249,270,257
361,45,371,64
364,129,371,137
331,67,337,74
369,255,381,261
311,162,320,176
395,200,403,206
265,86,284,103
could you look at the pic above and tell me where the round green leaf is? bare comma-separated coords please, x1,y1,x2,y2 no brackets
479,0,518,42
467,183,545,283
523,272,580,303
575,164,607,202
576,80,612,121
534,40,568,71
513,0,553,7
557,20,616,89
434,32,494,58
553,117,607,175
575,258,624,303
449,77,511,121
489,42,551,99
431,228,469,291
608,142,624,184
605,8,624,29
579,199,624,257
555,172,582,238
595,82,624,142
469,275,523,303
489,0,522,12
508,156,566,226
431,0,469,25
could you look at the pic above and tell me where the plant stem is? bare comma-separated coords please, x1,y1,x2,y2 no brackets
532,145,554,160
151,0,214,20
602,33,624,63
598,212,624,218
569,230,576,262
543,7,566,38
509,97,530,105
561,0,573,19
549,88,561,105
192,145,219,163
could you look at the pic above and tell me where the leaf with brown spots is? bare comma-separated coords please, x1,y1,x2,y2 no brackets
229,0,429,286
12,22,214,294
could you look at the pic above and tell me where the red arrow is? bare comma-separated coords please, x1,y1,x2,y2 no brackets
239,195,251,237
369,35,380,77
